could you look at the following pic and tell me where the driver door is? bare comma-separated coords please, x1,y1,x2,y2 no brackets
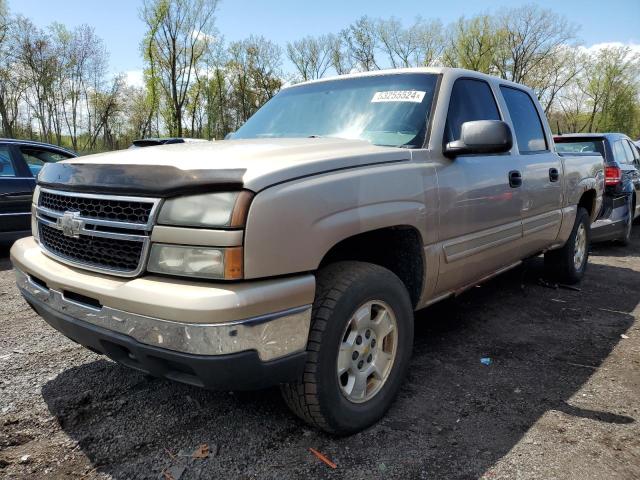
434,78,524,294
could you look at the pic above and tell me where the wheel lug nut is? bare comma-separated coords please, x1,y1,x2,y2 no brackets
365,330,371,339
357,360,364,369
352,351,359,360
371,339,376,348
356,335,362,345
367,354,372,363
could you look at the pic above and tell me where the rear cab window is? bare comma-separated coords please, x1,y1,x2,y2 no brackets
499,86,547,153
554,139,606,159
444,78,501,144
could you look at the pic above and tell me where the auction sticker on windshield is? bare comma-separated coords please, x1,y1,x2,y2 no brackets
371,90,426,103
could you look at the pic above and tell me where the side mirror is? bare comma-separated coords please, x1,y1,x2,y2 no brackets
444,120,513,158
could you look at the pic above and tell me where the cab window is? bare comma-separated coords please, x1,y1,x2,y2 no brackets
20,147,73,177
445,78,500,144
499,86,547,153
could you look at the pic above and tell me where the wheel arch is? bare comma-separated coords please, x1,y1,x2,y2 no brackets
318,225,425,308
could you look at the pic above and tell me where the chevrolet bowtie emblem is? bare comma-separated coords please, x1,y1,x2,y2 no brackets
58,211,83,238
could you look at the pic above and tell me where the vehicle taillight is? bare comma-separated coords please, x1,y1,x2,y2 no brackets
605,166,621,186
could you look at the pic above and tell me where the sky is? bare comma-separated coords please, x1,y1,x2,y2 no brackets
8,0,640,86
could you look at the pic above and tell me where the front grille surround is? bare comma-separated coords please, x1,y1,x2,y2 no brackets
35,188,162,277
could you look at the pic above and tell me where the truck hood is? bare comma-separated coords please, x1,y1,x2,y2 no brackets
50,138,409,194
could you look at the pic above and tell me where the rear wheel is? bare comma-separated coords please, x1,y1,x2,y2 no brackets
620,195,635,245
281,261,414,435
544,207,590,284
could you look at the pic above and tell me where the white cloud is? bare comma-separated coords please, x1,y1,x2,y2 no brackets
123,69,145,88
581,41,640,56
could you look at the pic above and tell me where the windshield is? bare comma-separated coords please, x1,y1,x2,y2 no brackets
233,73,439,148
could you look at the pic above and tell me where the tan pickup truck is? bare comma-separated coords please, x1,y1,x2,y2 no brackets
11,68,604,434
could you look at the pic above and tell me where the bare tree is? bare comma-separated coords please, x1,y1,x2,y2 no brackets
287,34,333,81
140,0,218,136
493,5,578,84
375,17,443,68
329,34,354,75
342,17,379,71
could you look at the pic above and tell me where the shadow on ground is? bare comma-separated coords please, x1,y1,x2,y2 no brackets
40,244,638,479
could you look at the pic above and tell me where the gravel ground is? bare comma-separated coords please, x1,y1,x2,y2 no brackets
0,233,639,480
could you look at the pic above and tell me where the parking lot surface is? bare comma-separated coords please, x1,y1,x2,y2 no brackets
1,234,639,479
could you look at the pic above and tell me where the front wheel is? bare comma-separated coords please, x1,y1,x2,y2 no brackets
544,207,590,284
281,261,414,435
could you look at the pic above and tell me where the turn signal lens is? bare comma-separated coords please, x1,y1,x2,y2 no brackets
147,244,243,280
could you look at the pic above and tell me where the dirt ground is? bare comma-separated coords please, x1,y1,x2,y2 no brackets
0,232,639,480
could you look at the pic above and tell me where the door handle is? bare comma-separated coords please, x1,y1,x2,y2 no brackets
549,168,560,182
509,170,522,188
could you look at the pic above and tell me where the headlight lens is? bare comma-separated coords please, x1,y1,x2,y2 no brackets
157,191,252,228
147,244,243,280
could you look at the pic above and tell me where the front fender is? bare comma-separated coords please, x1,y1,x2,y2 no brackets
243,162,436,279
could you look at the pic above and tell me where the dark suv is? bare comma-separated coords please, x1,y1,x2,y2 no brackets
555,133,640,244
0,139,76,245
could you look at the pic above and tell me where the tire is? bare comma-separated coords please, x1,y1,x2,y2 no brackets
281,261,414,435
619,196,634,246
544,207,590,284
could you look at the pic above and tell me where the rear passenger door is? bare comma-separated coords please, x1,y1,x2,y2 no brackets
0,144,34,237
434,78,524,294
499,86,562,255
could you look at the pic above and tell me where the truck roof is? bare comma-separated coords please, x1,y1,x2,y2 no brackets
287,67,529,93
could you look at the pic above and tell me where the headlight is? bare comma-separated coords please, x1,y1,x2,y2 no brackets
147,244,243,280
157,191,253,228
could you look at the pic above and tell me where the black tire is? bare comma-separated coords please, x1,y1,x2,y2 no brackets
280,261,414,435
544,207,590,284
619,196,634,246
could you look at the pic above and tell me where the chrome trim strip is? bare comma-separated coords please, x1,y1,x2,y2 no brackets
38,187,162,230
36,211,149,241
36,205,151,232
443,221,523,263
16,268,311,361
0,212,31,216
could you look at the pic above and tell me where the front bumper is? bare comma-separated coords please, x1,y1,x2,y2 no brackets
23,285,306,390
11,236,315,389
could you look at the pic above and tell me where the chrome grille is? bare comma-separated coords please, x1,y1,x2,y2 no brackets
39,190,154,224
35,189,161,277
